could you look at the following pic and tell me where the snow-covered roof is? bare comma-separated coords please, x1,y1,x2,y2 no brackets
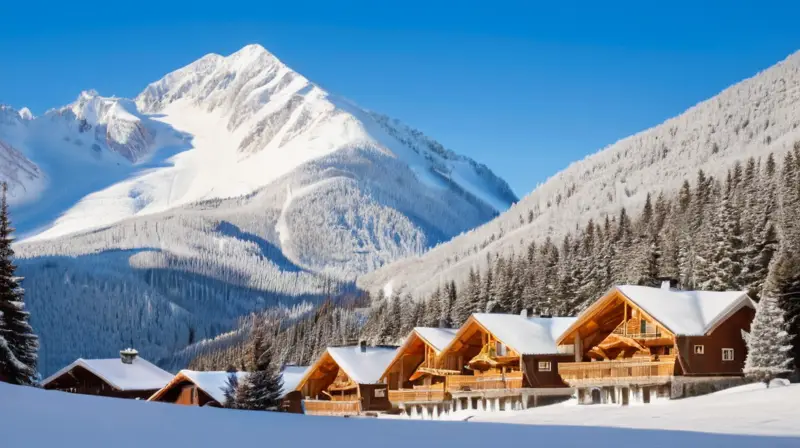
413,327,458,353
616,285,754,336
43,357,173,392
174,370,249,404
326,346,397,384
465,314,578,355
279,365,309,396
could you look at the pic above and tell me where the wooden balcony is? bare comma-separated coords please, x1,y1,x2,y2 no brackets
558,357,676,386
446,371,524,392
388,384,447,404
303,399,361,416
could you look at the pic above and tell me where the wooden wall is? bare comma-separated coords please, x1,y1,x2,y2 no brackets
675,307,754,376
359,384,392,412
521,354,572,388
44,366,157,400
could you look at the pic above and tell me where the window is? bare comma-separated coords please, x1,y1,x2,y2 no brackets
538,361,552,372
694,345,705,355
722,348,735,361
496,341,507,356
374,388,386,398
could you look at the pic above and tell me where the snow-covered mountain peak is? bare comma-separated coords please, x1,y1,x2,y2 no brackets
17,107,34,121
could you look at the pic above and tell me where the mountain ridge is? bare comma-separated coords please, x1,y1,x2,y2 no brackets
0,43,516,375
358,49,800,298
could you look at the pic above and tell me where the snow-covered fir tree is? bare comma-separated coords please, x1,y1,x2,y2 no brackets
222,369,239,409
235,323,283,411
0,182,38,385
743,292,793,384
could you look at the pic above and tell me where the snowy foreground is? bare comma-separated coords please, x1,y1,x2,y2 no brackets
2,383,799,447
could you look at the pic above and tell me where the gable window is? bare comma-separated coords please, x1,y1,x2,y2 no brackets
722,348,734,361
538,361,552,372
694,345,705,355
496,341,507,356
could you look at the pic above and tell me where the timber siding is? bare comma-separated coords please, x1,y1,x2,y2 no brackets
522,354,572,388
676,307,755,376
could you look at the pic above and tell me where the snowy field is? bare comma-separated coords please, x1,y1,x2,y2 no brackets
440,383,800,437
2,383,799,447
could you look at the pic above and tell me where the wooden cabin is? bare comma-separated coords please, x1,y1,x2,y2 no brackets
557,284,755,405
380,327,457,409
148,365,307,412
42,349,173,400
148,370,249,407
295,344,397,416
433,312,577,412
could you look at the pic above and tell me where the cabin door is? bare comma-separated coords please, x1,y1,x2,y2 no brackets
590,389,602,404
621,387,630,406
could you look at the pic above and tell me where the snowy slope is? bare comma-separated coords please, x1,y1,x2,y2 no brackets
5,44,515,375
2,382,799,448
359,49,800,298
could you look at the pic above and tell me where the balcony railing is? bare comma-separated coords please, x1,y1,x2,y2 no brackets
303,399,361,416
446,371,524,392
558,358,675,385
388,384,447,404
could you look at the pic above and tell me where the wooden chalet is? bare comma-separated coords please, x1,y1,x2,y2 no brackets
42,349,173,400
148,365,307,412
380,327,458,410
148,370,249,407
295,343,397,416
557,283,755,405
430,312,577,412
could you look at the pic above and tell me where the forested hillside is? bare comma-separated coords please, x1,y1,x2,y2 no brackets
360,50,800,299
192,149,800,374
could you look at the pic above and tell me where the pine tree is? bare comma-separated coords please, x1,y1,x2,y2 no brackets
0,182,38,385
743,294,793,384
222,369,240,408
235,325,284,411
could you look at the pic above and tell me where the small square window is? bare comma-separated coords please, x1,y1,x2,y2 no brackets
538,361,551,372
694,345,705,355
722,348,734,361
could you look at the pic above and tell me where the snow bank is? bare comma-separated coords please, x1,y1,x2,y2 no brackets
2,382,798,448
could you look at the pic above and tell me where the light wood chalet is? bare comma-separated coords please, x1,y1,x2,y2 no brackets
295,344,397,416
42,349,173,400
557,283,755,405
429,312,577,411
148,370,249,407
379,327,458,406
148,365,308,412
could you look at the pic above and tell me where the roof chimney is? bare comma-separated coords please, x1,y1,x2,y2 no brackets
359,341,367,353
659,277,679,290
120,348,138,364
520,308,528,318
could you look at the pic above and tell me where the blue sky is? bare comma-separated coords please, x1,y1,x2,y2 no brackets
2,1,799,197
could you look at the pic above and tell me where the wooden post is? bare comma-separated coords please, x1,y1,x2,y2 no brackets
575,332,582,362
623,301,627,336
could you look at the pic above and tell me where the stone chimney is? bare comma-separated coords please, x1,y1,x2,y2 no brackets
120,348,138,364
359,340,367,353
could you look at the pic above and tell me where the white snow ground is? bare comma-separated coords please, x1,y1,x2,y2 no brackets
432,383,800,437
1,382,798,448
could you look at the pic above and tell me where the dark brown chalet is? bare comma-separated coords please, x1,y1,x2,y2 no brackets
42,349,173,400
557,284,755,405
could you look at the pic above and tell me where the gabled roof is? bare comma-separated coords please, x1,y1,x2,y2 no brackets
296,345,397,392
326,346,397,384
557,285,755,344
43,357,173,392
413,327,458,353
279,365,309,396
149,366,308,404
616,285,754,336
379,327,458,382
441,313,578,356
